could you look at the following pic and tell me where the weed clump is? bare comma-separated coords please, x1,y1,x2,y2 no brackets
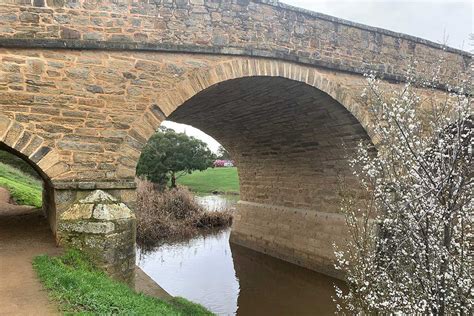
136,179,233,248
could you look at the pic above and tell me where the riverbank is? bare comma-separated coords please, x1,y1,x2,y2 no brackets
34,249,213,315
177,167,239,195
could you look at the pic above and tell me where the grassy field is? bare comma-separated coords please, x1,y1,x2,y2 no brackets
0,162,42,207
177,167,239,194
33,250,212,315
0,151,40,178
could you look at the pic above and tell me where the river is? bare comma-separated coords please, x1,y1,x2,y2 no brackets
136,195,344,315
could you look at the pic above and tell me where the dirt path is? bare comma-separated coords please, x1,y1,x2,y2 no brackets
0,187,10,203
0,190,61,315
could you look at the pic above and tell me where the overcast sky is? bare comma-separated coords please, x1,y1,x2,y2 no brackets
165,0,473,152
282,0,472,50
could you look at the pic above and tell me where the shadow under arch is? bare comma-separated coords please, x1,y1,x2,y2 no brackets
167,75,371,209
120,59,374,170
0,141,58,234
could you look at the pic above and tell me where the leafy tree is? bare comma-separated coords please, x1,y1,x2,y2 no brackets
216,146,231,160
334,64,472,314
136,127,216,188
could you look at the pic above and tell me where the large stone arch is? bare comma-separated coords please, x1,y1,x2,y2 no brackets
120,58,372,173
125,60,373,277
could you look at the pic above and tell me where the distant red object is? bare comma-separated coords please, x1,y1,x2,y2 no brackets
213,160,234,167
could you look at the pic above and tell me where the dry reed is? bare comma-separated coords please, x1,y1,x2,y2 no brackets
135,179,233,248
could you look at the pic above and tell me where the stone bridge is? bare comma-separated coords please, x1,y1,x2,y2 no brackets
0,0,471,282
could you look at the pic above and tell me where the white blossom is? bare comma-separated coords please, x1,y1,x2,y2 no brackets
334,59,473,315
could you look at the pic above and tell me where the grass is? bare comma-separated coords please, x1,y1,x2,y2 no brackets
177,167,239,194
33,249,213,315
0,151,40,179
0,162,42,207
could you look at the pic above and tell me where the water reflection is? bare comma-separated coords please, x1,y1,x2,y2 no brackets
136,195,344,315
195,194,239,212
138,230,239,314
232,243,343,315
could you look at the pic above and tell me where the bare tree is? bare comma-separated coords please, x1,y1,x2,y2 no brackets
334,62,473,314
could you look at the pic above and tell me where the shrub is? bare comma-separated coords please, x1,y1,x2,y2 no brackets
136,179,233,248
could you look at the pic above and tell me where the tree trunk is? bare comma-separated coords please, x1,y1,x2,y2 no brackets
171,172,177,188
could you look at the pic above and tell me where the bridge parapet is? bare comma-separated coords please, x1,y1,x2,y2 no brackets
0,0,470,85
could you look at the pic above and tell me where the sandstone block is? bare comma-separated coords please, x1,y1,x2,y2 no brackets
64,221,115,234
60,28,81,40
19,12,39,23
60,204,94,220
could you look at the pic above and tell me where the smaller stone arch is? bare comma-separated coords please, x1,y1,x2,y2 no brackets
0,114,71,234
0,114,68,181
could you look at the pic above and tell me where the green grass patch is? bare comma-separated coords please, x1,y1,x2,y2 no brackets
0,162,42,207
33,250,213,315
0,151,40,179
177,167,239,194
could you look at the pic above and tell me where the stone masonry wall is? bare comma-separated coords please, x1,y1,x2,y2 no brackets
231,202,349,279
0,49,456,185
0,48,235,182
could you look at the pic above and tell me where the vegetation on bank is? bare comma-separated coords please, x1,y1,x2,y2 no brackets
136,179,233,248
0,161,42,207
0,151,40,179
33,249,213,315
177,167,239,195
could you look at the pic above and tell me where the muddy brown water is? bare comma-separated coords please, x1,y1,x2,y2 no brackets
137,195,345,315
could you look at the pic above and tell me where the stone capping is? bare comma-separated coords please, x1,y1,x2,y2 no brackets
59,190,134,222
53,181,137,190
262,0,469,56
238,200,346,219
0,38,376,78
57,189,136,284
